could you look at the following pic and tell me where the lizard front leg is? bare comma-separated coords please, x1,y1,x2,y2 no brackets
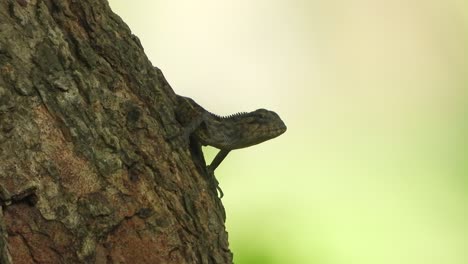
207,149,231,198
207,149,231,174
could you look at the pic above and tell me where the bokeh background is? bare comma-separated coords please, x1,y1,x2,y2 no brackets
108,1,468,263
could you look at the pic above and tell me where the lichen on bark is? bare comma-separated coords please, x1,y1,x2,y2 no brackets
0,0,232,263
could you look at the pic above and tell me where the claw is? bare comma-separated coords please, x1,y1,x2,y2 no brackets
217,185,224,198
206,166,224,198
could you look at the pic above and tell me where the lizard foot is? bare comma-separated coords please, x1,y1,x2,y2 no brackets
216,185,224,199
206,167,224,198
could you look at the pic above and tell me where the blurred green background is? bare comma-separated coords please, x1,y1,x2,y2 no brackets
108,1,468,263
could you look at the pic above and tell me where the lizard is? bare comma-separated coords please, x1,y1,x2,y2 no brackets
173,95,287,197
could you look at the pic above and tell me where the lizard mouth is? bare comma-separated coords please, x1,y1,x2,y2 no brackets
263,125,287,138
275,123,287,134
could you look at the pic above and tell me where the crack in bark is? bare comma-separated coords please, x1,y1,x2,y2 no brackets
17,233,38,264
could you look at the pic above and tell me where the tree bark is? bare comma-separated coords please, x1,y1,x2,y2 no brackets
0,0,232,263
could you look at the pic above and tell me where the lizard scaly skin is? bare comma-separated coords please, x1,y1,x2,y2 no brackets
174,95,287,197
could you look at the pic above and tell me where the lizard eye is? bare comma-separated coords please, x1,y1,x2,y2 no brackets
254,109,271,120
260,112,269,119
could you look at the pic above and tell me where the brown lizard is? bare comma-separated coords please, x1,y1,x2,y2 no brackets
174,95,287,197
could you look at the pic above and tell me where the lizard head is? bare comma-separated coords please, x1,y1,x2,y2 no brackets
229,108,287,149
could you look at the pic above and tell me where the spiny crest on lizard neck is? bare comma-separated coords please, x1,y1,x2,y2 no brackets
210,111,248,120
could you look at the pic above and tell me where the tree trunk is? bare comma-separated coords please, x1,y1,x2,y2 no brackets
0,0,232,263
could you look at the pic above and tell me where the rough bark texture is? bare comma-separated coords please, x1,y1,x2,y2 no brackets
0,0,232,263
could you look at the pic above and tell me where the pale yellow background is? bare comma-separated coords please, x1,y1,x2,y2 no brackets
108,1,468,263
